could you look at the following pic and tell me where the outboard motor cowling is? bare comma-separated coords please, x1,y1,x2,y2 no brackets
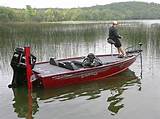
9,47,36,88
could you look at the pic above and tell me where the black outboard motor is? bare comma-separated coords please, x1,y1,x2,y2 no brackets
8,47,36,88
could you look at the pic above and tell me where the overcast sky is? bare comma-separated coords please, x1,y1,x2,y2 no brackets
0,0,160,8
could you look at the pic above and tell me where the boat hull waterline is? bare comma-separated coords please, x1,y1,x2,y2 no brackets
34,55,137,88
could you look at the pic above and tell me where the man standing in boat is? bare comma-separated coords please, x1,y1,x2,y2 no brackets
108,21,126,57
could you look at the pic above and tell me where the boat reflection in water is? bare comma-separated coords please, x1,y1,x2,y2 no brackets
12,69,141,118
12,88,39,119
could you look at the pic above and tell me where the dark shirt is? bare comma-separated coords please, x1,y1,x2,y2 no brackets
109,26,121,41
82,57,102,67
108,26,122,48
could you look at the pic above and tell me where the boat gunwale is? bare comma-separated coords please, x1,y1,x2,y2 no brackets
34,53,139,78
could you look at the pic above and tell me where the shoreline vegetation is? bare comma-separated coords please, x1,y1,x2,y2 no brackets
1,2,160,22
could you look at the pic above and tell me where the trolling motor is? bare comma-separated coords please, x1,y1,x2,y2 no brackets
125,43,143,78
8,47,36,88
125,43,143,54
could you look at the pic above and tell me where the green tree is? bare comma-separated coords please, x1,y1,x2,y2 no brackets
0,7,16,22
25,5,37,21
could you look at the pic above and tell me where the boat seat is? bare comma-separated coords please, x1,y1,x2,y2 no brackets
49,57,58,66
58,61,79,70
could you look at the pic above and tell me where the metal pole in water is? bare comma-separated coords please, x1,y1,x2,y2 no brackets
139,43,143,79
24,47,32,91
24,47,33,119
111,44,113,56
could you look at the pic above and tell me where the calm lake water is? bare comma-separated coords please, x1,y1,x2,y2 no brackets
0,20,160,119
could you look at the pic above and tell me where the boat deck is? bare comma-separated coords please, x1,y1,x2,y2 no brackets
33,55,130,77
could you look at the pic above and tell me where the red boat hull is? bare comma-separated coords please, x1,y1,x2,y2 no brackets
40,57,136,88
10,47,142,89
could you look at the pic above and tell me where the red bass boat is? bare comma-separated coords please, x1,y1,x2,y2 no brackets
9,45,142,89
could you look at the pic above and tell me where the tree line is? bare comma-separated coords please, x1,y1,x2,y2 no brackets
1,2,160,22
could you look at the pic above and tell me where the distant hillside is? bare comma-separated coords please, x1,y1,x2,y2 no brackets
88,1,160,20
1,1,160,22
